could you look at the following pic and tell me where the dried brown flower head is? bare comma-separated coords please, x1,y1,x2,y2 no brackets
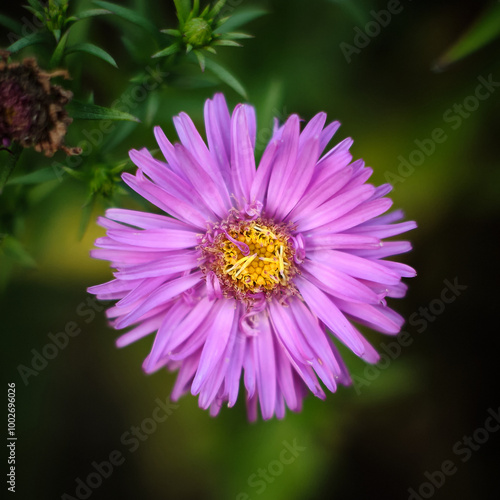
0,54,81,157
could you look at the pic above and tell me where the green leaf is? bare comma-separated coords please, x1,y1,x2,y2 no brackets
194,49,205,71
434,3,500,70
152,43,181,58
66,42,118,68
220,32,253,40
214,39,241,47
26,0,44,11
1,235,37,268
173,0,191,26
23,6,45,23
204,57,247,98
67,101,140,122
209,0,227,19
7,166,64,186
76,8,112,20
0,13,22,34
93,0,159,38
214,7,266,34
7,32,52,53
50,29,69,67
161,28,181,36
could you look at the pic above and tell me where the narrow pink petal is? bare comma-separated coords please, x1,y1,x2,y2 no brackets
116,272,202,328
289,299,342,391
107,228,199,250
318,120,341,153
265,114,300,217
286,164,353,222
204,98,231,187
296,184,375,231
88,278,138,299
301,263,381,304
173,114,232,205
252,313,276,419
295,276,366,356
249,138,278,202
274,138,319,220
174,143,230,217
351,241,412,259
129,149,218,220
309,197,393,234
122,172,209,229
191,299,236,394
197,317,238,409
298,112,326,151
225,331,246,407
162,295,214,354
104,208,198,231
349,220,417,239
243,339,256,398
117,276,167,308
378,260,417,278
113,251,200,280
305,233,381,250
335,299,404,334
171,352,201,401
231,104,256,203
153,126,189,180
309,249,401,285
275,345,298,411
269,301,315,362
115,314,163,348
90,248,172,265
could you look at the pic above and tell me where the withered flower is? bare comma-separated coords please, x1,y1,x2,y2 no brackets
0,53,80,157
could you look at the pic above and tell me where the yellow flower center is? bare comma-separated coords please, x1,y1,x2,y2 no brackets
222,222,291,293
200,217,299,301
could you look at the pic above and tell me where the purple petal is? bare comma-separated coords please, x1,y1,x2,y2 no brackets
301,263,381,304
122,171,209,230
296,184,375,231
252,313,276,419
191,299,236,394
230,104,256,203
107,228,199,250
116,272,202,328
295,276,366,356
265,114,300,217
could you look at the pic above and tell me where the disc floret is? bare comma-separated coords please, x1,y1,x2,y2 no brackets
201,216,299,302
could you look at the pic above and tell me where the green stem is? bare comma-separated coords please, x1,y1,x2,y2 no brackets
0,142,23,193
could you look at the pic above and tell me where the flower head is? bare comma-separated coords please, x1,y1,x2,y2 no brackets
0,55,80,156
89,94,416,420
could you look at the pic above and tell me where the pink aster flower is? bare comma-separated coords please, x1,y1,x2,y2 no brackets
88,93,416,420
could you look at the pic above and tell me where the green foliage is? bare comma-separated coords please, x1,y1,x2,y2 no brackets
66,101,140,122
7,0,117,68
92,0,160,40
435,2,500,70
155,0,265,83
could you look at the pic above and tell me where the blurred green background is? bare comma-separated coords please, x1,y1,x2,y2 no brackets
2,0,500,499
